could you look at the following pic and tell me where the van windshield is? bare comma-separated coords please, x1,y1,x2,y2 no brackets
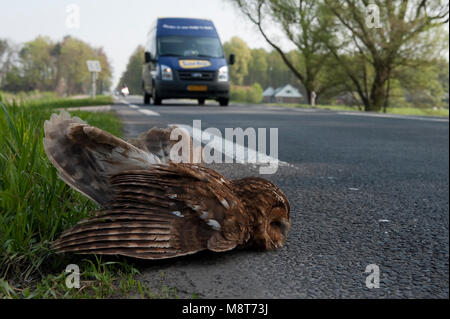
158,36,224,58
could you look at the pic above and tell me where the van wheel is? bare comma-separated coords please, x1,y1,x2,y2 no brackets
219,98,229,106
198,98,205,105
152,87,162,105
144,92,151,104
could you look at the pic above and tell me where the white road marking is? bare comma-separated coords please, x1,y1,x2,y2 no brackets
292,108,318,112
117,98,160,116
171,123,290,169
337,111,449,122
138,108,160,116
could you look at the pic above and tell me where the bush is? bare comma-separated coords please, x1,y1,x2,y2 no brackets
230,85,247,102
246,83,263,103
230,83,263,104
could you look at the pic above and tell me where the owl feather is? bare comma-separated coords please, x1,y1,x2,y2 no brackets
44,111,290,259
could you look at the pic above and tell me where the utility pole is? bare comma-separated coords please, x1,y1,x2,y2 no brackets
86,60,101,99
90,71,97,99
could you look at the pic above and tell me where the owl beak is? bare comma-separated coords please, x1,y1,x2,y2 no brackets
279,220,290,238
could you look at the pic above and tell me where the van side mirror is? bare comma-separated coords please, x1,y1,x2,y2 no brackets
229,53,235,65
144,51,153,63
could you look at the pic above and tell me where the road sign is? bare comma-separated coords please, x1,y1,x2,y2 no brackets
86,60,101,72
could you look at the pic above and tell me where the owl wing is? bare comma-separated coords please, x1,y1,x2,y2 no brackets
127,126,202,163
43,111,161,206
51,163,249,259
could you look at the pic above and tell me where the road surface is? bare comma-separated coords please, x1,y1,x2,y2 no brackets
109,95,449,298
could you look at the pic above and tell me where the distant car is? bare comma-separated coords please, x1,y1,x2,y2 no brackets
142,17,234,106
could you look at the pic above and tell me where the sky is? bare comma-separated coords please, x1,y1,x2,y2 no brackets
0,0,292,88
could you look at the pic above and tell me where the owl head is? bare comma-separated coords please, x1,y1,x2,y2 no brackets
232,177,291,250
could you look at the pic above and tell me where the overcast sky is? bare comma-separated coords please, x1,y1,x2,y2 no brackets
0,0,292,87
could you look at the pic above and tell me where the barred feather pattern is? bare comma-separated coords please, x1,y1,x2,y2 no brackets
51,164,251,259
43,111,160,205
127,126,202,163
45,112,291,259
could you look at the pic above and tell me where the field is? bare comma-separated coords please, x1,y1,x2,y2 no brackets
0,95,178,298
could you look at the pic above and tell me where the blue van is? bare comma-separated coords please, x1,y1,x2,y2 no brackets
142,17,234,106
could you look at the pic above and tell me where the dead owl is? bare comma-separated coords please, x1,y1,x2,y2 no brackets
43,111,290,259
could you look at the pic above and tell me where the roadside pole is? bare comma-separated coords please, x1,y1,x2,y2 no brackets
86,60,102,99
90,71,97,99
311,91,317,108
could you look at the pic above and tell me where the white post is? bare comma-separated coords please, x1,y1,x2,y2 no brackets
87,60,101,99
311,91,316,107
90,71,96,99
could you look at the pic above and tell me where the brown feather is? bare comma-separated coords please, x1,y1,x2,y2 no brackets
127,126,202,163
52,164,248,259
43,111,161,205
46,112,290,260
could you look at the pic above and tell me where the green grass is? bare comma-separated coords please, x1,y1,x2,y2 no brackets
0,96,179,299
0,256,178,299
22,95,113,109
270,103,361,112
386,107,449,117
0,91,58,104
265,102,449,117
0,91,113,109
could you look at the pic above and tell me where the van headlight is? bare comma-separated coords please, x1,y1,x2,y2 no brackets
160,64,173,81
218,66,228,82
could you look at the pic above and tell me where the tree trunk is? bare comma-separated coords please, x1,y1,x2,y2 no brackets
305,87,311,105
303,77,315,105
367,66,389,112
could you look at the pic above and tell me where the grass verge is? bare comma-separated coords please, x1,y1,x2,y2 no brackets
22,95,113,109
0,91,113,109
0,96,177,298
264,103,449,117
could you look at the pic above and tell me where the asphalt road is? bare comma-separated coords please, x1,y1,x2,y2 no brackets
111,95,449,298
